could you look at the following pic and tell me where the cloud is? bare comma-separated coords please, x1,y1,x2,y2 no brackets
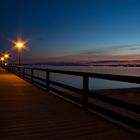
47,44,140,62
79,44,140,57
129,47,140,50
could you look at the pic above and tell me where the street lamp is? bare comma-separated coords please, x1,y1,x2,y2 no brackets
15,41,24,65
4,54,9,61
1,57,5,66
12,38,27,65
1,57,4,61
4,54,9,65
4,54,9,59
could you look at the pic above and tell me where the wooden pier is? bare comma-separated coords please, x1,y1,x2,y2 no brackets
0,67,139,139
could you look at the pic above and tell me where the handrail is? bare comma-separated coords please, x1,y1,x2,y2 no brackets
16,66,140,84
5,65,140,131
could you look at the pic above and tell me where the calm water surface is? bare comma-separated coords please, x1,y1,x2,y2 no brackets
26,65,140,90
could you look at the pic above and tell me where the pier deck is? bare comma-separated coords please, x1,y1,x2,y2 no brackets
0,68,139,140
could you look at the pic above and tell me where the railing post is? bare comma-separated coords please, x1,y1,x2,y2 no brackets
18,67,20,76
46,70,50,92
15,67,17,74
22,68,25,79
14,66,16,74
31,69,34,83
13,66,15,73
10,66,12,72
13,66,14,73
19,67,22,77
83,75,89,109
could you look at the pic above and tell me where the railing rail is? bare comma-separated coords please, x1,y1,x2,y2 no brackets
5,65,140,131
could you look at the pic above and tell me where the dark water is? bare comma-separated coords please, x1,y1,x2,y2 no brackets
26,65,140,90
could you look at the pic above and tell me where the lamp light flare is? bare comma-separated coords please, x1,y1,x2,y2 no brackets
4,54,9,58
16,42,24,48
11,38,28,50
1,57,4,61
11,37,29,65
13,39,28,65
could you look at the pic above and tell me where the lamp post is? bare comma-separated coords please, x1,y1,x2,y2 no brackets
16,42,24,65
4,54,9,59
1,57,4,66
4,54,9,63
12,38,27,65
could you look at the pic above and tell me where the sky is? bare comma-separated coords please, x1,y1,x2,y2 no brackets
1,0,140,64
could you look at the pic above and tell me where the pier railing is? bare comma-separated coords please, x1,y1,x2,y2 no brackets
5,65,140,132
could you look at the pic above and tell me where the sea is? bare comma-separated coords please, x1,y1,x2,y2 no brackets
25,65,140,90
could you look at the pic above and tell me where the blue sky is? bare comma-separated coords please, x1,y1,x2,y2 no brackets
1,0,140,63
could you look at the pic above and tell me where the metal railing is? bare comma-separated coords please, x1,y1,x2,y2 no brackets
5,65,140,132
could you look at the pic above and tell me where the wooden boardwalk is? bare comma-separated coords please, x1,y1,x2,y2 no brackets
0,68,139,140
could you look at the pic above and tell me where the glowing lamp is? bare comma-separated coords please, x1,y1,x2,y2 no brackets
4,54,9,58
1,57,4,61
16,42,24,48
